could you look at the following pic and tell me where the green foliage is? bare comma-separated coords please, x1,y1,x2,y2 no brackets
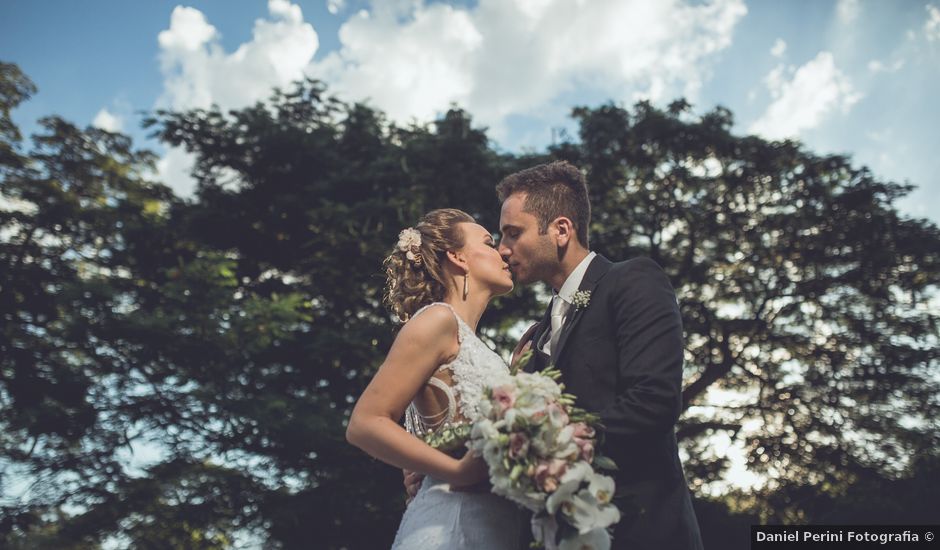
1,63,937,548
557,100,939,510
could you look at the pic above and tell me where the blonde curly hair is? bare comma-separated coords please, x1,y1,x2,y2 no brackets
383,209,476,322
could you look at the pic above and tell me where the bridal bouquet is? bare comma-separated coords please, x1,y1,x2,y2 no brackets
466,358,620,550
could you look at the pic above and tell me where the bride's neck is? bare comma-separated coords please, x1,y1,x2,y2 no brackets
443,291,490,333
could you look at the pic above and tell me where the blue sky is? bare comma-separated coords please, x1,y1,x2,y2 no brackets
2,0,938,223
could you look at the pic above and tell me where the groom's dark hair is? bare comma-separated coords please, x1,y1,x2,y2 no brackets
496,160,591,247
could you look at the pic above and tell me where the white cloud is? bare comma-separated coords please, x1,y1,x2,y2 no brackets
836,0,860,24
92,108,124,132
155,0,320,195
157,1,319,111
926,4,940,42
770,38,786,58
313,4,482,124
749,52,862,140
157,6,217,53
867,58,905,73
154,0,749,194
311,0,747,137
327,0,346,15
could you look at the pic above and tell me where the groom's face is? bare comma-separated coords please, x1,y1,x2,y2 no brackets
498,192,556,285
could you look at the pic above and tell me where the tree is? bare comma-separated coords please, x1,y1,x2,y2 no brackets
2,62,937,548
553,100,940,520
0,63,282,548
1,70,535,548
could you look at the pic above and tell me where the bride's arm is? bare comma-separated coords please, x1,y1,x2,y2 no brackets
346,306,485,486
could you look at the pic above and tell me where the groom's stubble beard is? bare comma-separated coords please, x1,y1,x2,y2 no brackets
520,234,561,287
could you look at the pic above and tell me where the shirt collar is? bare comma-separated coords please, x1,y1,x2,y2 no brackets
555,251,596,303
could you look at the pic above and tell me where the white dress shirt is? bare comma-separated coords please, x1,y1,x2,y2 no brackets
541,251,596,355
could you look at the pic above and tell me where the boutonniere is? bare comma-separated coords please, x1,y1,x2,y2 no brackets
571,290,592,309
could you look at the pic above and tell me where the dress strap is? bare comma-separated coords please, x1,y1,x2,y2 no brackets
403,378,457,436
410,302,466,344
426,376,457,421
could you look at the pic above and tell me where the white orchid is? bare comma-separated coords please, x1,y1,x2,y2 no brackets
564,489,621,535
560,461,593,485
558,527,611,550
587,472,615,505
546,478,581,515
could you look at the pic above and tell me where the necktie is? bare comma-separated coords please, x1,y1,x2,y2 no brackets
548,294,568,356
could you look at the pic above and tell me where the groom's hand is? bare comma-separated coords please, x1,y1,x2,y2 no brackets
510,322,539,368
510,340,532,371
403,469,424,503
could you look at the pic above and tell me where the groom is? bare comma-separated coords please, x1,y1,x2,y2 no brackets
497,161,703,549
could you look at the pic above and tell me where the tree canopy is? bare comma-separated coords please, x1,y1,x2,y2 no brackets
1,63,937,548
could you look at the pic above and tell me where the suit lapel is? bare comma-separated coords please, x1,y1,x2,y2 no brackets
551,254,613,364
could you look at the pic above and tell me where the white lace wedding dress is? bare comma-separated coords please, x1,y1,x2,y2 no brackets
391,302,527,549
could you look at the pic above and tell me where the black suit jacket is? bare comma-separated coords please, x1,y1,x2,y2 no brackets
524,255,703,549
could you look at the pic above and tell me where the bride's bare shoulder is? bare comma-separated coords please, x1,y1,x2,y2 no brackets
395,304,460,360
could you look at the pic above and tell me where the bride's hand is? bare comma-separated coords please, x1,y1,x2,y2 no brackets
449,451,488,488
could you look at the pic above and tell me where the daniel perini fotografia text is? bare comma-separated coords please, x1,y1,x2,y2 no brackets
754,529,923,544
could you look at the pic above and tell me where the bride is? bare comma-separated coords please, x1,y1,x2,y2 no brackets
346,208,527,549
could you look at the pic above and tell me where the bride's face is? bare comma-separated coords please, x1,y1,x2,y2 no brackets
457,222,514,296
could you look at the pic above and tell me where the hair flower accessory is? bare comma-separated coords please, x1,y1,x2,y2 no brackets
397,227,423,262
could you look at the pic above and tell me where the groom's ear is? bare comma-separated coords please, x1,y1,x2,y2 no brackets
553,216,575,247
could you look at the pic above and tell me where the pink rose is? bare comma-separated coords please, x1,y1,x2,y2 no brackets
571,422,596,462
492,386,516,414
534,461,550,482
579,441,594,463
571,422,595,440
534,458,568,492
547,458,567,477
508,432,530,459
542,476,558,493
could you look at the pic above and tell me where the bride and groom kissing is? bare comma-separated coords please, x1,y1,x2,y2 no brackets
346,161,704,549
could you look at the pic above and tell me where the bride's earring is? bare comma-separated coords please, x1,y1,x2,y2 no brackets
463,274,470,300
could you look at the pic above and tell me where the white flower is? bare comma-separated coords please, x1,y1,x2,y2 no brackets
546,476,581,515
547,402,570,428
471,418,498,440
564,488,621,535
570,290,592,309
396,227,422,252
587,473,616,505
560,461,593,485
558,527,611,550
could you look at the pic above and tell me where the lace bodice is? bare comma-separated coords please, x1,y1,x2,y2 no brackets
403,302,512,437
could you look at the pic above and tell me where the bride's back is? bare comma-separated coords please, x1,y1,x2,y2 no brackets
403,302,511,439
